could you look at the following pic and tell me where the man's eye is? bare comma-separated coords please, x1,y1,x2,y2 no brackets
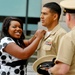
43,13,47,15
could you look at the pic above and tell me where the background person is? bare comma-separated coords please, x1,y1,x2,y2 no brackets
0,17,45,75
48,0,75,75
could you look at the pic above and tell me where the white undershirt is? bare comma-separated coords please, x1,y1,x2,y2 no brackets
45,30,52,38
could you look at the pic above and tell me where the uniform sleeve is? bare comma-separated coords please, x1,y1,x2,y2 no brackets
0,37,15,52
56,33,74,65
53,28,67,54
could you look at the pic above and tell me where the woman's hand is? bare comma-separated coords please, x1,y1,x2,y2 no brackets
35,29,46,39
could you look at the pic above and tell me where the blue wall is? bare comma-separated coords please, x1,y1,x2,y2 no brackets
0,23,2,30
28,0,42,17
0,0,26,17
0,0,42,17
23,24,38,31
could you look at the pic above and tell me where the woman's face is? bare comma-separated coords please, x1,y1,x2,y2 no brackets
8,21,23,39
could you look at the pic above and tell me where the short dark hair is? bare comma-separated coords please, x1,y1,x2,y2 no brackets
43,2,61,20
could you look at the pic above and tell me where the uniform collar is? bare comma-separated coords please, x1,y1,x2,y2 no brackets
44,24,61,40
50,24,61,35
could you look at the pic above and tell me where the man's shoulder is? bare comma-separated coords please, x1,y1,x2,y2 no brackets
54,26,67,39
57,26,67,34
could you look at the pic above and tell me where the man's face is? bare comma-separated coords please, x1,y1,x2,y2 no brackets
40,7,55,28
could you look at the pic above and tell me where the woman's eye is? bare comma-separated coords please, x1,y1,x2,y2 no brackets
12,26,16,28
19,26,21,28
12,26,22,29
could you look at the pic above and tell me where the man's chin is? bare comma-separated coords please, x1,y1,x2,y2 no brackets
42,24,46,27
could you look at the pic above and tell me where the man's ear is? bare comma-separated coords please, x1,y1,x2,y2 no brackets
66,13,71,22
67,13,71,21
53,13,58,21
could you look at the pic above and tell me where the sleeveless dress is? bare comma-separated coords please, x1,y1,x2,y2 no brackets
0,37,27,75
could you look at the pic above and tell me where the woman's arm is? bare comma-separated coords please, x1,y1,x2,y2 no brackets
4,29,45,59
23,35,36,46
24,29,43,46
